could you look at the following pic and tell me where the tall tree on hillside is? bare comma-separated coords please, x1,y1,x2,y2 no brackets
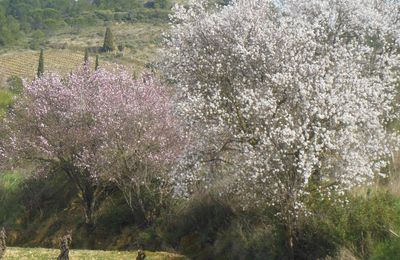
37,49,44,78
84,48,89,64
102,27,115,52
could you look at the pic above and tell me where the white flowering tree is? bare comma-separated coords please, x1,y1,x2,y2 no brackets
163,0,400,254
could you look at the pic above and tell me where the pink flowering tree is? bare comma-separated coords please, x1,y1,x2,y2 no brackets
163,0,400,254
0,66,182,226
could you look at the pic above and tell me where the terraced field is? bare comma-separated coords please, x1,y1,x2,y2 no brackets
0,50,88,80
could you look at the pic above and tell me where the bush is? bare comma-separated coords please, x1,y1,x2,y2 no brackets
29,30,46,50
6,76,24,94
212,214,280,259
372,238,400,260
0,172,25,227
162,194,236,258
128,8,170,23
114,12,130,21
342,191,399,258
0,89,13,117
301,189,400,259
94,10,114,21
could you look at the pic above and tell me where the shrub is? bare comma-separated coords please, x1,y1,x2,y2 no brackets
212,214,280,259
0,172,25,227
162,194,235,258
372,238,400,260
94,10,114,21
302,189,400,259
0,89,13,117
29,30,46,50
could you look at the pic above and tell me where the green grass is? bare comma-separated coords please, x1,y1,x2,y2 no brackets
0,89,13,117
0,172,24,191
0,172,25,226
3,247,187,260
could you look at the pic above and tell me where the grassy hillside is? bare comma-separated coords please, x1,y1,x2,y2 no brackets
4,247,187,260
46,22,167,67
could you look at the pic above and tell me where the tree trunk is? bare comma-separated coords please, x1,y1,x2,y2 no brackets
81,182,97,228
62,164,97,228
286,215,295,260
83,197,94,227
287,228,295,260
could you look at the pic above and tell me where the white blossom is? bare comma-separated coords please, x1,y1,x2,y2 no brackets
163,0,400,219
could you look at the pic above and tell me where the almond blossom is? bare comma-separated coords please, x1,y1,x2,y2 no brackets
1,65,183,225
163,0,400,253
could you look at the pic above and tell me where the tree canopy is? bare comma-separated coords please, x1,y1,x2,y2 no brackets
163,0,400,254
0,66,182,225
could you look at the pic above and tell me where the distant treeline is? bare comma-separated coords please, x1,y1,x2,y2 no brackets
0,0,171,47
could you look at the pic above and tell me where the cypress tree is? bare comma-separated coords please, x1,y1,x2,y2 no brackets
84,48,89,64
95,55,99,70
37,49,44,78
103,27,115,52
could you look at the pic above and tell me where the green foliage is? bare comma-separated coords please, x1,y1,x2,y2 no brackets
6,76,24,94
0,172,25,226
96,0,141,11
29,30,46,50
302,189,400,259
0,0,173,48
103,27,115,52
94,10,114,21
1,168,400,259
159,189,400,259
113,12,130,21
372,238,400,260
342,191,399,258
145,0,171,9
0,89,13,118
65,15,98,30
0,9,22,46
28,8,63,31
371,199,400,260
154,0,170,9
162,194,236,258
128,8,170,22
212,218,280,259
95,195,135,234
37,49,44,77
0,170,79,243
